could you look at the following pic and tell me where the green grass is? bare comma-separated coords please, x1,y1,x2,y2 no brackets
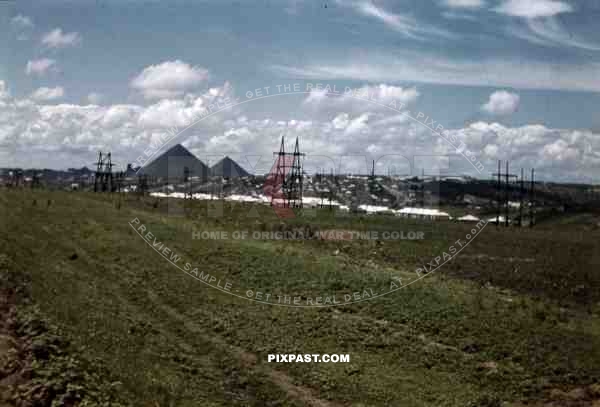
1,189,600,406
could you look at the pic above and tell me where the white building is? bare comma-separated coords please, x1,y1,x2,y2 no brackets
395,207,452,220
457,214,480,222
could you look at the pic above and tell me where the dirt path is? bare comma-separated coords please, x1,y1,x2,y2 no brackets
146,290,345,407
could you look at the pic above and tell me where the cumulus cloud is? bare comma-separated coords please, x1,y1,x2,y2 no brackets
345,113,371,135
0,77,597,181
332,113,350,129
361,84,420,104
494,0,573,18
10,15,34,39
303,84,419,118
0,79,230,165
11,14,34,28
443,122,600,180
25,59,57,76
441,0,484,9
196,103,599,179
0,81,10,100
482,90,520,115
30,87,65,102
41,28,81,48
130,60,210,100
483,144,498,156
138,82,233,128
204,115,600,180
0,78,234,168
87,92,103,105
542,139,579,162
100,105,142,128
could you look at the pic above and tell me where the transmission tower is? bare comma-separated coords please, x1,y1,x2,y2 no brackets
271,136,304,208
94,152,115,192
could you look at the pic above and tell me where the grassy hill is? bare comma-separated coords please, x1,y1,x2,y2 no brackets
1,189,600,406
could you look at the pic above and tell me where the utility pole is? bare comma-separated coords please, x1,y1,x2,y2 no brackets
505,161,509,227
137,175,148,196
184,166,192,201
519,168,524,227
329,168,334,210
492,160,518,227
94,152,103,192
422,168,426,207
105,153,113,192
496,160,501,226
529,168,535,228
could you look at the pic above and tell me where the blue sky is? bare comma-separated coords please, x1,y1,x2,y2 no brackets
1,0,599,181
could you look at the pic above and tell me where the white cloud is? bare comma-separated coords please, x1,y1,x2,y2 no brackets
366,84,420,104
444,122,599,180
25,59,57,76
101,105,141,128
130,60,210,100
138,99,191,127
509,17,600,51
205,116,600,180
494,0,573,18
308,84,420,104
0,77,598,182
303,84,419,117
483,144,498,156
356,2,416,35
347,1,458,39
87,92,103,105
138,83,233,128
482,90,520,115
30,87,65,102
332,113,350,129
11,14,33,28
441,0,484,9
41,28,81,48
11,14,34,28
345,113,370,135
542,139,579,162
0,89,177,168
0,81,10,100
269,52,600,92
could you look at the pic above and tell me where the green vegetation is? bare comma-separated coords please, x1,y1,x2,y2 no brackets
1,189,600,406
